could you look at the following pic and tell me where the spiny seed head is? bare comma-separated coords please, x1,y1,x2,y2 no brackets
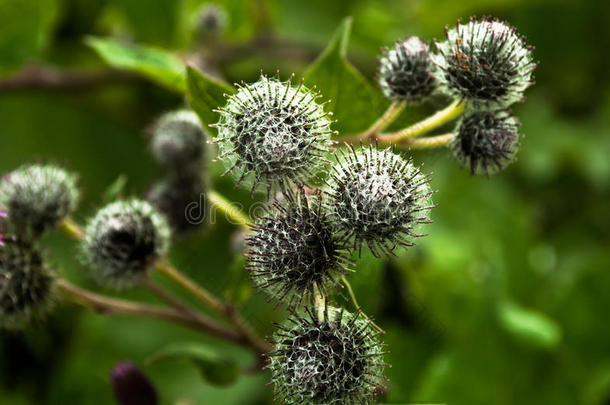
432,17,536,108
246,188,350,307
268,306,387,405
451,109,521,175
0,238,55,329
377,36,437,103
151,110,206,171
197,3,228,37
0,164,79,239
327,145,433,257
147,174,207,233
214,75,334,196
83,200,170,289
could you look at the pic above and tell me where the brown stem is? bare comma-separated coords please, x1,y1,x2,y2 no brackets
56,278,245,345
142,278,204,319
155,261,272,354
0,66,138,92
58,217,272,356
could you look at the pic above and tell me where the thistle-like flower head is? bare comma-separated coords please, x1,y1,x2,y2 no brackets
147,174,207,233
377,36,437,103
83,199,170,289
0,164,79,239
432,17,536,108
0,238,55,329
151,110,206,171
197,3,228,37
451,109,521,175
327,145,433,256
268,306,387,404
246,188,350,307
214,75,334,196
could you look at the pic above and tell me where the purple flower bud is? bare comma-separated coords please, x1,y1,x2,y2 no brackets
111,362,158,405
0,210,6,246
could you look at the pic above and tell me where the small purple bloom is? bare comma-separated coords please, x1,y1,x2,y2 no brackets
111,361,158,405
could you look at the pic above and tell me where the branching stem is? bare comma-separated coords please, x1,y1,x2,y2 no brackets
58,217,271,355
341,99,464,145
349,101,405,141
377,100,464,143
56,278,245,344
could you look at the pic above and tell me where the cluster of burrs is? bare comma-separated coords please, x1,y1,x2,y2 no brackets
0,14,536,404
0,162,174,325
0,164,79,328
212,73,434,403
377,16,536,175
147,110,209,233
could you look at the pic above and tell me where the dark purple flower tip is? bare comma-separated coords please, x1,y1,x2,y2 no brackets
111,361,158,405
0,210,6,246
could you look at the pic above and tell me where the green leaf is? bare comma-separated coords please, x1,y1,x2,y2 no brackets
186,66,234,135
499,300,562,349
0,0,59,74
86,37,185,92
146,342,240,386
303,17,390,136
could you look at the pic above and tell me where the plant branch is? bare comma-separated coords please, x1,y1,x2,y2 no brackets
398,133,456,149
60,218,85,239
377,100,464,143
208,190,252,231
142,277,206,319
0,66,137,92
59,217,271,355
154,261,271,354
341,100,464,145
56,278,245,344
344,101,405,142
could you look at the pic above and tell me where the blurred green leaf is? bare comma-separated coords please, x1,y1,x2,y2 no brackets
86,37,185,92
0,0,59,74
303,17,389,135
186,66,234,135
499,300,562,349
110,0,182,46
146,341,240,386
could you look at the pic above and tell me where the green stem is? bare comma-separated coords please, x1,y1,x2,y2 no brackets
208,190,252,231
313,282,326,322
355,101,406,141
377,100,464,143
397,133,456,149
341,275,385,333
60,218,85,239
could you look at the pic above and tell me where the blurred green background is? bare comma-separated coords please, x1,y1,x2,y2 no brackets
1,0,609,404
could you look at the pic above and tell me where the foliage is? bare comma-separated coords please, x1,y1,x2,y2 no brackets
1,0,609,404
